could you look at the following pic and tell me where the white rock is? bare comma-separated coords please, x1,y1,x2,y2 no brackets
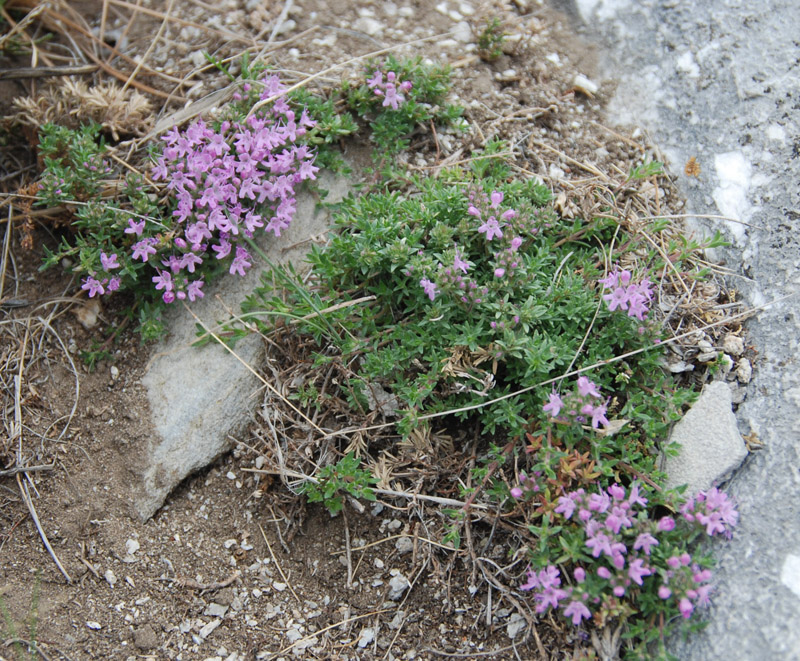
395,536,413,554
506,613,526,639
737,358,753,384
573,74,599,96
722,333,745,356
125,539,140,555
452,21,472,43
354,17,383,36
275,18,296,35
663,381,747,494
285,627,302,643
272,582,287,592
676,51,700,78
389,610,405,629
205,603,229,618
86,621,102,630
199,618,222,639
780,554,800,599
190,50,206,69
357,627,375,648
388,573,410,600
104,569,117,587
110,365,120,381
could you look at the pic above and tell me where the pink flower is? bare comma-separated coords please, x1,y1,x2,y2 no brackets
555,496,576,519
658,585,672,600
628,558,651,586
125,218,145,236
478,218,503,241
657,516,676,532
543,392,564,417
490,190,504,207
81,276,105,298
633,532,659,555
510,487,523,499
563,600,591,625
100,252,120,271
420,278,438,301
186,279,204,301
577,376,601,398
230,246,252,276
590,403,609,429
453,249,470,273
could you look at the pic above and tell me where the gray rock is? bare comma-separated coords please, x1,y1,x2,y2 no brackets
205,602,229,618
663,381,747,495
134,171,351,520
722,333,745,356
133,624,159,650
387,573,410,600
394,536,413,554
506,613,527,639
736,358,753,384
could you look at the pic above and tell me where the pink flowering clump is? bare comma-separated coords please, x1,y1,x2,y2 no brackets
680,486,739,539
517,480,738,628
367,68,413,110
80,251,122,298
144,74,318,303
598,266,654,321
543,375,609,430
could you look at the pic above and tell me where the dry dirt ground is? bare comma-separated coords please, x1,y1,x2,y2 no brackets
0,1,707,659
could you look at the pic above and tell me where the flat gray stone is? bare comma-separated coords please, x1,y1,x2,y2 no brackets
134,171,350,520
663,381,747,495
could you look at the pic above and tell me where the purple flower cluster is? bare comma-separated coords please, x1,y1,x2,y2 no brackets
598,267,653,321
140,74,318,303
517,481,738,626
509,470,542,500
81,251,122,297
469,190,516,243
680,487,739,539
543,376,609,429
417,189,529,305
366,68,413,110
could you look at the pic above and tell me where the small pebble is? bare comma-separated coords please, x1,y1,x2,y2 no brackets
358,627,375,648
736,358,753,383
722,333,745,356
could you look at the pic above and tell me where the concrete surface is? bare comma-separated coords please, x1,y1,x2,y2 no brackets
554,1,800,658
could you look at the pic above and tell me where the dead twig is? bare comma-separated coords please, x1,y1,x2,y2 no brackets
257,523,301,604
155,570,241,594
0,64,99,80
17,474,72,583
0,464,54,477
